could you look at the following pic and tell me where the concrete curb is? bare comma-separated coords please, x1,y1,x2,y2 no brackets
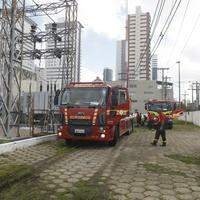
0,134,57,155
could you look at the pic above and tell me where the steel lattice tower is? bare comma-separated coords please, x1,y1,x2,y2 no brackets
0,0,79,137
0,0,25,137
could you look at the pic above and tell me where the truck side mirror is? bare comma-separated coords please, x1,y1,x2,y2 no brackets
111,94,118,108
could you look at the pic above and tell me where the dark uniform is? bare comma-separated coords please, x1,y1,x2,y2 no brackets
151,111,166,146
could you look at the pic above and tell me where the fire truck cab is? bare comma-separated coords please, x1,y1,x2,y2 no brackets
57,82,134,146
145,99,184,129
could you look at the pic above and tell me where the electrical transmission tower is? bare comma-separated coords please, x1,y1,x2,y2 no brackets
0,0,26,137
0,0,79,137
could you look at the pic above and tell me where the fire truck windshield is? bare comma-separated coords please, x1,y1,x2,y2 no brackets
148,102,172,112
61,88,107,108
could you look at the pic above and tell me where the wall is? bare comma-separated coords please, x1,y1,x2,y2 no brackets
179,111,200,127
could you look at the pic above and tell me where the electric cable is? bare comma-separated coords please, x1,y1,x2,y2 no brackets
164,0,190,68
31,0,55,23
179,12,200,58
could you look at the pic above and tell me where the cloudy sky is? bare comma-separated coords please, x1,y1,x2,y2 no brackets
32,0,200,101
78,0,200,101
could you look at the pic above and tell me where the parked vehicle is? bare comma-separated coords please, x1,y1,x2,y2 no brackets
145,99,184,129
57,81,134,146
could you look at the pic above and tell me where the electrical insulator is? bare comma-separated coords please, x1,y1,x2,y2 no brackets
54,84,56,92
52,23,57,32
47,82,49,92
40,82,42,92
31,25,37,34
33,49,42,59
54,48,62,59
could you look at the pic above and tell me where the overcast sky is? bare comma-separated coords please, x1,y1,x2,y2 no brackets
77,0,200,101
33,0,200,101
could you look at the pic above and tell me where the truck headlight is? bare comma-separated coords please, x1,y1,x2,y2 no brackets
58,132,62,136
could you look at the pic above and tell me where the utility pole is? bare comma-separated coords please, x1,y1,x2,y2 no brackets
196,81,200,110
176,61,181,103
188,83,195,110
189,82,200,110
182,91,189,124
157,68,169,100
164,76,171,100
182,91,189,108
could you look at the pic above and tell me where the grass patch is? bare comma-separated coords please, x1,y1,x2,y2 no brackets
0,164,33,189
173,119,200,132
0,139,10,144
55,141,77,155
166,154,200,165
144,163,186,177
0,178,50,200
58,180,113,200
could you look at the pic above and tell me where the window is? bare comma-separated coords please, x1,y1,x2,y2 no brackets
144,91,153,94
129,84,137,88
119,90,126,104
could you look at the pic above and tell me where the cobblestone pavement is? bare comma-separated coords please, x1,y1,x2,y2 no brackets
1,127,200,200
0,142,59,165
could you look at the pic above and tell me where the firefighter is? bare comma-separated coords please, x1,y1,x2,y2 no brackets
136,111,141,127
151,110,166,146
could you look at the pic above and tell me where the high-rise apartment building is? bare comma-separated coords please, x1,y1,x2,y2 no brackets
151,54,158,81
103,68,113,82
45,21,83,89
127,6,151,80
116,40,127,81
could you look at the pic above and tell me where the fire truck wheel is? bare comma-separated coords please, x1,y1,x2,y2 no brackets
109,126,119,146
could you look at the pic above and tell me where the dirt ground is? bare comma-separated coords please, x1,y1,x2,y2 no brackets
0,122,200,200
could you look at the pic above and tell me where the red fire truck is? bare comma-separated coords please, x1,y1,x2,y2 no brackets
145,99,184,129
57,82,134,146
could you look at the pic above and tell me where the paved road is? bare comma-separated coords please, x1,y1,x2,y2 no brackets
1,125,200,200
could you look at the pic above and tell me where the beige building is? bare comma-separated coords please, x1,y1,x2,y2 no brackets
109,80,174,113
127,6,151,80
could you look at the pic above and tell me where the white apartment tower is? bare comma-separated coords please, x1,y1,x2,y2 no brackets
151,54,158,81
127,6,151,80
116,40,127,81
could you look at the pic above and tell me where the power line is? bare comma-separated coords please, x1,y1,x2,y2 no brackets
151,0,166,39
31,0,55,23
164,0,190,67
178,13,200,58
151,0,182,57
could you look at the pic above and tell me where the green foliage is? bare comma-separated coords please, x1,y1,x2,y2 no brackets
0,164,33,189
144,163,186,177
59,180,113,200
55,141,76,155
167,154,200,165
0,139,10,144
172,119,200,132
0,178,49,200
